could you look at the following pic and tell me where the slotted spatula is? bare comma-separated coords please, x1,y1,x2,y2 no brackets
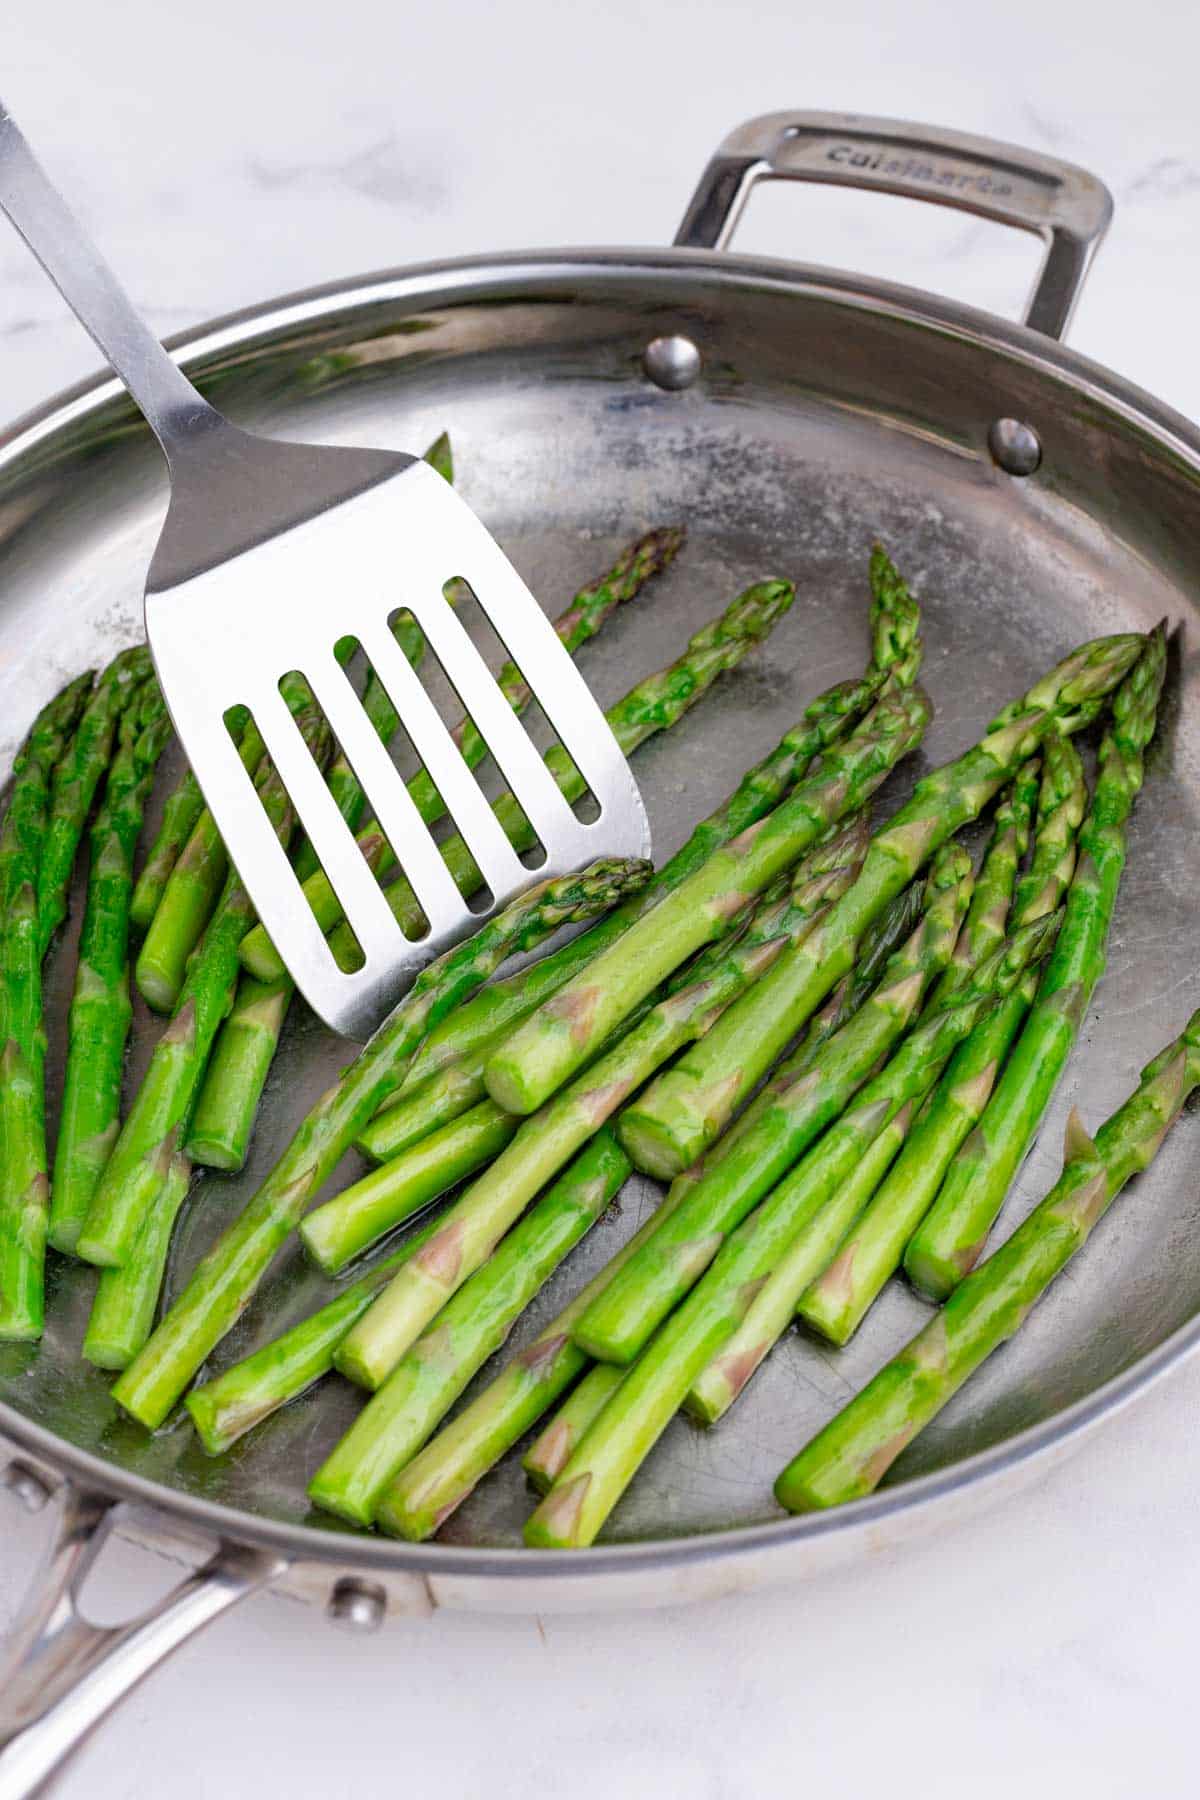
0,101,650,1039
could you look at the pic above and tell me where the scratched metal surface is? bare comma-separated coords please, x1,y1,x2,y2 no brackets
0,253,1197,1554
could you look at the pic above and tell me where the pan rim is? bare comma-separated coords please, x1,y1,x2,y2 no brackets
2,243,1198,1581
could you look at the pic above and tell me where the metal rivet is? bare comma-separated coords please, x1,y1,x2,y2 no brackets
326,1577,387,1633
2,1461,53,1513
988,417,1042,477
642,335,701,392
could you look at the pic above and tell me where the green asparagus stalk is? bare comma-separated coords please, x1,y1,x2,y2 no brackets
685,1104,917,1425
525,914,1059,1547
183,975,292,1172
309,1131,631,1525
300,1099,518,1275
334,820,881,1391
905,629,1165,1299
111,856,651,1429
571,842,974,1366
931,759,1039,1003
186,1207,453,1453
523,1363,626,1492
325,577,797,961
355,1055,498,1164
82,1153,193,1369
776,1004,1200,1512
0,673,96,1337
240,524,687,982
76,700,334,1270
369,565,923,1098
377,1168,707,1539
49,680,173,1253
130,761,222,933
607,635,1142,1181
800,731,1086,1343
36,645,152,954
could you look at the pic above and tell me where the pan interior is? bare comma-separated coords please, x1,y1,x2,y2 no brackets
0,261,1197,1550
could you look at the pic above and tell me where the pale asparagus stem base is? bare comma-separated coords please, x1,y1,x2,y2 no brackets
775,1004,1200,1512
111,857,652,1431
309,1132,632,1526
523,1363,626,1492
377,1172,705,1540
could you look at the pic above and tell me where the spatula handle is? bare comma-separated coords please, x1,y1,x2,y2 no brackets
0,100,220,456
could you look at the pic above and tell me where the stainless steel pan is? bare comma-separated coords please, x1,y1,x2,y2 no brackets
2,110,1199,1797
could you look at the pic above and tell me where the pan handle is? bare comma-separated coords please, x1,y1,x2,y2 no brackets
674,110,1113,340
0,1463,284,1799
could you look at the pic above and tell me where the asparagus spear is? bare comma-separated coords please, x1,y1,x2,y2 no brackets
82,1153,192,1369
186,1207,454,1453
685,1104,917,1425
35,645,153,954
377,1167,707,1540
333,821,876,1388
111,856,651,1429
523,1363,626,1493
325,577,798,961
776,1005,1200,1512
309,1131,631,1525
799,731,1086,1344
183,975,291,1171
931,759,1039,1003
49,679,173,1253
243,524,687,981
0,673,95,1338
572,844,976,1365
300,1099,519,1275
355,1054,500,1164
76,699,334,1270
608,635,1141,1180
905,628,1165,1299
369,561,923,1097
525,915,1059,1547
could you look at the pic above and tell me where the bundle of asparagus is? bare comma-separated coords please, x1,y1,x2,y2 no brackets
775,1002,1200,1512
0,496,1176,1569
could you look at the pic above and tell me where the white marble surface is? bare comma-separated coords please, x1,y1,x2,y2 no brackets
2,0,1200,1793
